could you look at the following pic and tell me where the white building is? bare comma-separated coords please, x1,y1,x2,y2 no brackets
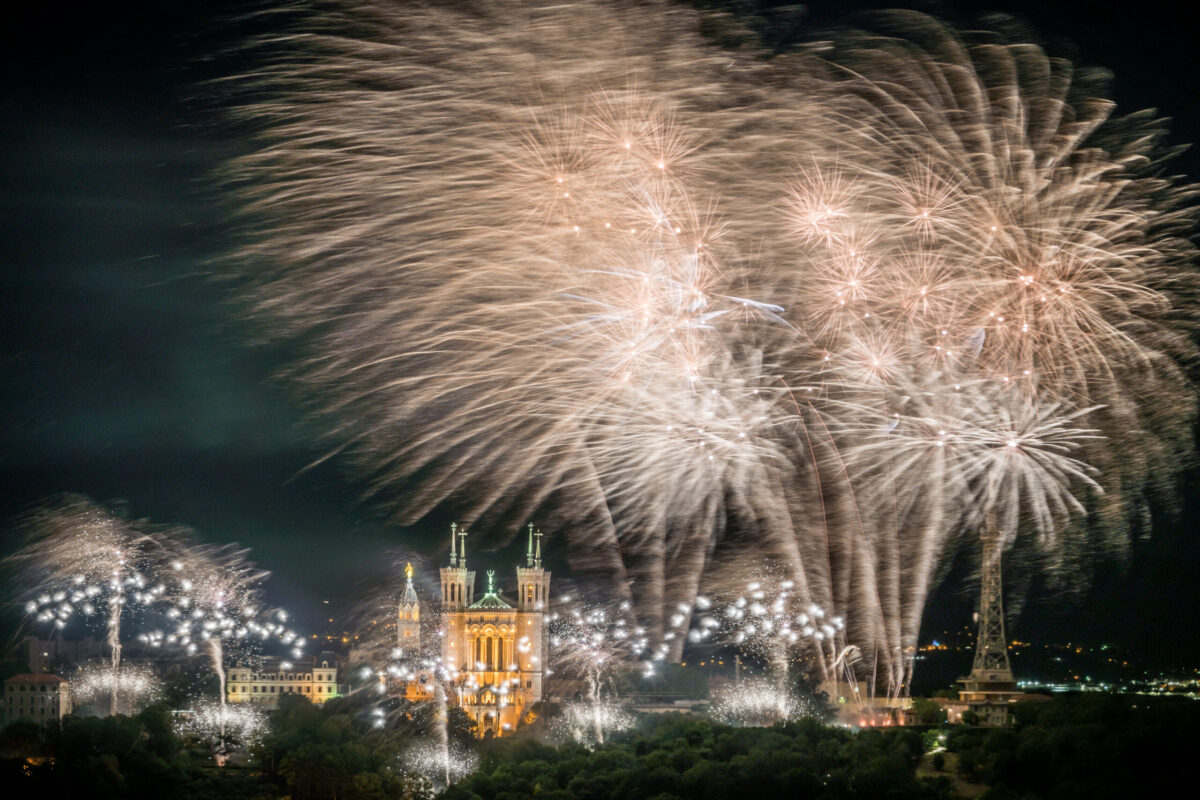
3,674,71,726
226,654,339,707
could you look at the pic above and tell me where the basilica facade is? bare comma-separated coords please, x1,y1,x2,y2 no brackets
399,523,550,737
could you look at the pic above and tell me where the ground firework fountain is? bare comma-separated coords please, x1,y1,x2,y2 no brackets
709,677,822,728
145,543,302,762
691,580,855,703
548,598,650,745
12,496,179,716
174,701,268,763
70,662,160,716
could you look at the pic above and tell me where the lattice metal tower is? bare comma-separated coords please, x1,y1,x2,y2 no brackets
958,512,1019,725
971,515,1012,677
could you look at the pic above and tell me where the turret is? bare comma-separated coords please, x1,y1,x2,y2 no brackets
398,562,421,651
515,525,550,612
515,524,550,704
440,523,475,610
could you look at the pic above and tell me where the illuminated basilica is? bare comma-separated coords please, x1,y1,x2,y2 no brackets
400,523,550,737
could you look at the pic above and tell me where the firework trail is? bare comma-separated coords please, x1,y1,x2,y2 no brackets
10,495,180,716
337,548,439,667
220,1,1200,694
360,650,461,785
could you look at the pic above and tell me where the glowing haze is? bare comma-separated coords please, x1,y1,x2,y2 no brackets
221,0,1200,695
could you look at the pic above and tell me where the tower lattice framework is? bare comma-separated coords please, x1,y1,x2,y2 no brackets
971,513,1012,677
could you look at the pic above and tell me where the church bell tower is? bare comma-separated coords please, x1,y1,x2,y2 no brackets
515,523,551,612
515,523,550,701
440,522,475,610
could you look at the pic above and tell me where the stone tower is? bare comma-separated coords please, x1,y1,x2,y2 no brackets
398,562,421,653
515,523,551,612
515,523,551,701
439,522,475,610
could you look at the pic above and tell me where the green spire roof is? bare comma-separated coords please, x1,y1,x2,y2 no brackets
468,569,512,610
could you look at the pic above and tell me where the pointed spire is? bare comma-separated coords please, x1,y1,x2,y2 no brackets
400,562,419,610
458,526,468,568
526,522,535,568
534,528,543,568
449,522,458,566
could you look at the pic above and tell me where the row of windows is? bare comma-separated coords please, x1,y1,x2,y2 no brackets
229,684,332,694
228,672,334,682
6,685,62,692
236,695,330,704
462,689,531,706
7,696,65,704
3,706,61,717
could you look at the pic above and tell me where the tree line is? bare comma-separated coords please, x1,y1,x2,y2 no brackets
3,692,1198,798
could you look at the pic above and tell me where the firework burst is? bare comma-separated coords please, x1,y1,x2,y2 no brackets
220,1,1200,695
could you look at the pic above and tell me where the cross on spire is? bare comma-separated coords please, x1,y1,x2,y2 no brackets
458,526,468,567
534,528,543,568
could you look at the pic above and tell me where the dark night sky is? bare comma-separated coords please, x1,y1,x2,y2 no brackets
2,0,1198,666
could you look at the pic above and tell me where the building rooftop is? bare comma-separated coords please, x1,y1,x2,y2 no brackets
468,569,513,610
6,673,68,685
469,592,513,610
